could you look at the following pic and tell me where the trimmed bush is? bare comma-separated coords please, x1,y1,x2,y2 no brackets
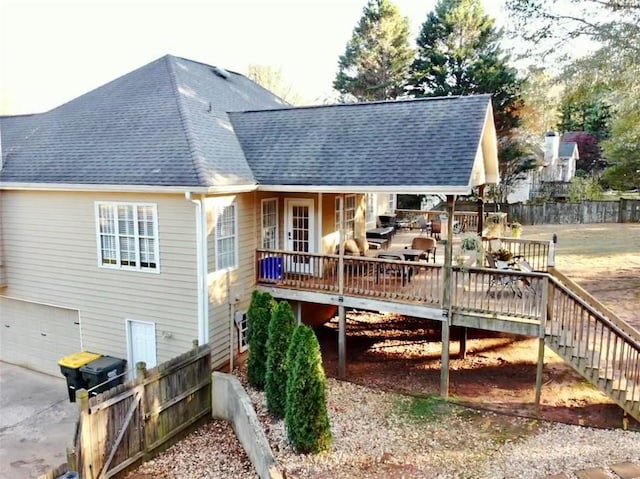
265,301,297,418
285,325,332,454
247,290,275,389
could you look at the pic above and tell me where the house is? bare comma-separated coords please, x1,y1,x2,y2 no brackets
508,131,579,203
0,55,498,376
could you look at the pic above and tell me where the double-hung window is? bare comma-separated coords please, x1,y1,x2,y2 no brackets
215,201,237,270
261,198,278,249
96,202,159,272
334,194,356,240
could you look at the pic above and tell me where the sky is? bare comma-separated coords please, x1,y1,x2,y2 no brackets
0,0,508,115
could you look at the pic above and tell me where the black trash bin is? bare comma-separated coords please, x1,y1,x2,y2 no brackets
58,351,102,402
80,356,127,396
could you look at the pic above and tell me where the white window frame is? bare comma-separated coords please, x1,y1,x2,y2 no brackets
387,194,396,214
261,198,278,249
365,193,376,230
235,311,249,352
335,194,356,240
215,200,238,271
95,202,160,273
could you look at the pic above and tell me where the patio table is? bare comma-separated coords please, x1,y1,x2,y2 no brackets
400,249,425,261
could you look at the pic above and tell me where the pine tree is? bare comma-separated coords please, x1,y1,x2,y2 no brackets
285,325,332,454
247,290,275,389
334,0,414,101
265,301,297,418
407,0,531,197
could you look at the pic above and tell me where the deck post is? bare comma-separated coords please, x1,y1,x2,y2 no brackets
440,194,456,398
536,276,552,414
476,185,485,234
338,304,346,379
535,337,545,411
458,327,467,359
440,322,450,397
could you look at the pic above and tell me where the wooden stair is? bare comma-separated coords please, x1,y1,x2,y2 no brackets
545,274,640,424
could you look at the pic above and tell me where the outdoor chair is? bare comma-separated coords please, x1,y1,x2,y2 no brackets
406,237,437,263
430,218,442,240
485,252,522,297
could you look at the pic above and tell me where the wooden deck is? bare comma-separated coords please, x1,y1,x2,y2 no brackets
255,231,640,422
256,230,553,328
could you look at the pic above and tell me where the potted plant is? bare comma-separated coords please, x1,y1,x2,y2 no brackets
458,233,483,267
510,222,522,238
460,233,483,252
493,248,513,269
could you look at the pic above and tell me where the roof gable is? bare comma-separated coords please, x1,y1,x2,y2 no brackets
230,95,495,192
559,141,579,159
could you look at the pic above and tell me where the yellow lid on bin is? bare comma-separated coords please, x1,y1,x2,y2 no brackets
58,351,102,369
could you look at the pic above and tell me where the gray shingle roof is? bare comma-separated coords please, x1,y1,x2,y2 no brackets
559,141,578,158
229,95,491,188
0,55,287,187
1,55,494,192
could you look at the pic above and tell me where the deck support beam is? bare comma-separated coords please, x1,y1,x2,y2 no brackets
440,322,450,397
338,305,346,379
440,194,456,398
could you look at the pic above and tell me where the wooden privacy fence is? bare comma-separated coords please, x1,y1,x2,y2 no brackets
74,342,211,479
452,199,640,225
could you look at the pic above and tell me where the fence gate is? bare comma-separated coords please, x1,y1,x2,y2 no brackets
75,344,211,478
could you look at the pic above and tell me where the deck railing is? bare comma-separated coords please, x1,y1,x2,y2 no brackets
482,237,554,272
395,209,480,233
451,266,547,321
256,249,443,306
546,275,640,418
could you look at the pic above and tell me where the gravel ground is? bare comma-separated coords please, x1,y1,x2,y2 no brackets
128,376,640,479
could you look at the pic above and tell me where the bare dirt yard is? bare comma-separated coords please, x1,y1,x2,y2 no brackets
318,223,640,430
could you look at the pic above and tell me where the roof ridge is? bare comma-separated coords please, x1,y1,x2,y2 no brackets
164,56,208,187
234,93,491,114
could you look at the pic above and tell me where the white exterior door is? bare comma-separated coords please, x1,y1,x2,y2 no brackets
285,199,315,274
127,320,157,374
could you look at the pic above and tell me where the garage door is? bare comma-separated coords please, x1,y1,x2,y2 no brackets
0,297,81,376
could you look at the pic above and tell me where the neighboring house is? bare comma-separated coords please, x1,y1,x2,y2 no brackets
508,131,579,203
0,55,498,376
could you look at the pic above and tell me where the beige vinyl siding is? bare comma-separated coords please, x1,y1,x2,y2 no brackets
1,191,199,366
0,191,5,287
205,192,258,368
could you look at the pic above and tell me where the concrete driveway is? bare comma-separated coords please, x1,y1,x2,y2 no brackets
0,361,78,479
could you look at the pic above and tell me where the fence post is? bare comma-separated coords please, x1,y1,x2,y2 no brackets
136,361,148,379
66,446,77,472
76,389,91,478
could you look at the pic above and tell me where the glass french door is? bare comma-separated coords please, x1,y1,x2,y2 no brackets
285,199,315,274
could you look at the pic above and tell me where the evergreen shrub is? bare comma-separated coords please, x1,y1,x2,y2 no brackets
285,324,332,454
265,301,296,418
247,290,275,389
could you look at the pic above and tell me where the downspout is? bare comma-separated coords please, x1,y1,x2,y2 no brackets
185,192,209,345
